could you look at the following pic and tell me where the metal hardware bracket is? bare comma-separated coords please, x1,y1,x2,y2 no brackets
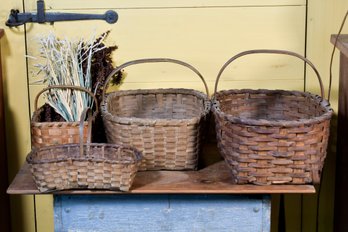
6,0,118,27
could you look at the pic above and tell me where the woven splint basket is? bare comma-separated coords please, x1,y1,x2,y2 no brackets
101,58,210,171
27,108,142,192
31,85,98,148
212,50,333,185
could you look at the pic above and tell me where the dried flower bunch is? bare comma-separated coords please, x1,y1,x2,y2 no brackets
86,31,123,104
35,32,110,122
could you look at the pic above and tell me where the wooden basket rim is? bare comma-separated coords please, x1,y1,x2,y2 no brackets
212,89,333,127
101,88,211,126
26,143,143,165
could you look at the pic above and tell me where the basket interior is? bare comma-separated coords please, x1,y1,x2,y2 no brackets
107,92,207,120
32,104,66,123
28,144,140,164
217,91,328,121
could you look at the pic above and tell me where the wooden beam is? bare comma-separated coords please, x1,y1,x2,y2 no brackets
331,35,348,58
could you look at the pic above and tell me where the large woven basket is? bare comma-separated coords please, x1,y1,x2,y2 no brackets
27,108,142,192
101,58,210,171
31,85,98,148
212,50,333,185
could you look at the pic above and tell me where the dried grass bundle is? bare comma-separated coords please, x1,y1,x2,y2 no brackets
34,32,108,122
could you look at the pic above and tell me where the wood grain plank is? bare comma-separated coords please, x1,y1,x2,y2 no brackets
0,5,36,231
26,0,306,10
7,161,315,195
54,195,270,232
26,7,306,85
331,35,348,58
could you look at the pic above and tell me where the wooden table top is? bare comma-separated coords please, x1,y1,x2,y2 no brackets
0,29,3,39
331,34,348,56
7,161,315,195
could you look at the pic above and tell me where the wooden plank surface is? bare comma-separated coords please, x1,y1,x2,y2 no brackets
331,35,348,58
54,195,270,232
0,29,4,39
27,0,306,10
7,161,315,195
26,7,306,86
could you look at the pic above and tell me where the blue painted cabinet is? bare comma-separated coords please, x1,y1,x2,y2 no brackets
54,195,271,232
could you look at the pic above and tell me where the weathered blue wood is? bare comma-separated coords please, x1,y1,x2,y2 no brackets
262,195,271,231
54,195,270,232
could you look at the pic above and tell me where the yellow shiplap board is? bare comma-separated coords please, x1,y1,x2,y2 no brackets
9,196,35,232
304,1,348,232
26,0,306,10
0,1,35,232
35,195,54,232
306,0,348,109
27,6,306,86
29,80,305,105
284,195,302,232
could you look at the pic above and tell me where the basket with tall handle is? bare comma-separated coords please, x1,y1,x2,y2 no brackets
27,107,142,192
212,50,333,185
31,85,98,148
101,58,211,171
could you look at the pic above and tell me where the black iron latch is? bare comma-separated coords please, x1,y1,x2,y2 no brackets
6,0,118,27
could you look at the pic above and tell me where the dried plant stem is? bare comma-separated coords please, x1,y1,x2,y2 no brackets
35,33,107,121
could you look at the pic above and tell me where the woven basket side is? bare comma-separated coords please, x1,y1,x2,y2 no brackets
101,88,210,171
103,118,204,170
27,143,142,192
214,111,331,185
31,107,89,148
30,161,138,192
28,144,141,164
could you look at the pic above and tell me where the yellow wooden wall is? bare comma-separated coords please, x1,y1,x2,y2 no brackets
1,0,347,231
303,1,348,232
0,0,35,231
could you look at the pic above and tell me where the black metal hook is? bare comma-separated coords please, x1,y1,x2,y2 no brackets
6,0,118,27
5,9,24,27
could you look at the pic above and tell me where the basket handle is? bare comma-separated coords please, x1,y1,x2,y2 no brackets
79,107,93,157
34,85,99,119
102,58,209,101
213,49,325,99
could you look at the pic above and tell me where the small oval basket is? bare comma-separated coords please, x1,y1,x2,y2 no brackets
31,85,99,148
101,58,210,171
27,108,142,192
212,50,333,185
